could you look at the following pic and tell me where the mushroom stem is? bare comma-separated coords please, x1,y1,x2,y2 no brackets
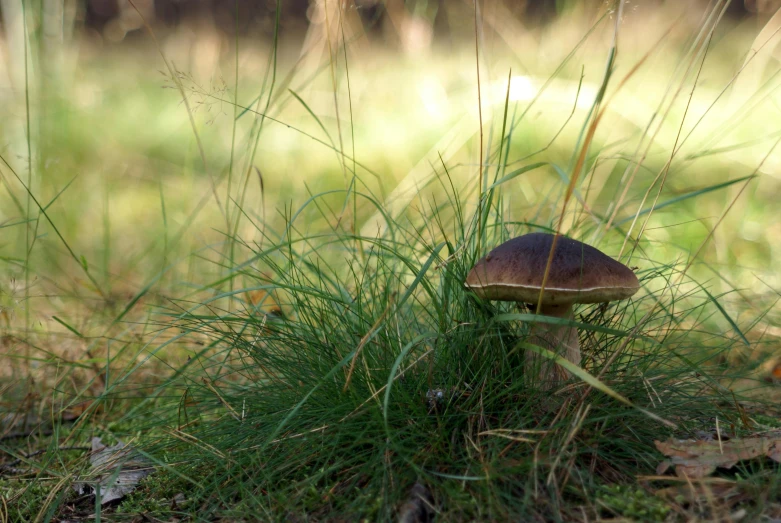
525,302,580,384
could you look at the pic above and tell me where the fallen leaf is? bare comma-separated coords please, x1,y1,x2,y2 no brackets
655,430,781,478
63,400,100,421
245,274,281,313
73,437,153,504
655,460,672,475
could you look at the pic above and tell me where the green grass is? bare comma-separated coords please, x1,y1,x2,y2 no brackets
114,190,777,520
2,0,781,521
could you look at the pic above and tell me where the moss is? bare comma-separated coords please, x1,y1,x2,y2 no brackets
116,468,190,517
597,484,671,522
0,477,54,521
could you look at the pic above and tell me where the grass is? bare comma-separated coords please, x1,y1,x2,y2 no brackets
123,210,775,521
121,191,777,520
2,0,781,521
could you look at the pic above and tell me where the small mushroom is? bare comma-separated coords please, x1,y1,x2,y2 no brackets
465,232,640,383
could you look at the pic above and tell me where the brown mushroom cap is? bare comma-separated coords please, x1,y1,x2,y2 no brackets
465,233,640,305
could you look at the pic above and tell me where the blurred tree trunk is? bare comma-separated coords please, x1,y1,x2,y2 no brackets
298,0,368,83
1,0,29,93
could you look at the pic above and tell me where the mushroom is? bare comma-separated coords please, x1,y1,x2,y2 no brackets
465,232,640,383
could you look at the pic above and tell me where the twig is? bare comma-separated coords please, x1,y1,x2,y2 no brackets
1,446,89,471
0,429,54,442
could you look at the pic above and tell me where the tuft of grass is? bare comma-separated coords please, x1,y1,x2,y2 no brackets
120,178,778,520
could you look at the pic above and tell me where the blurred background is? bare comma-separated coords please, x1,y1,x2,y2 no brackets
2,0,781,378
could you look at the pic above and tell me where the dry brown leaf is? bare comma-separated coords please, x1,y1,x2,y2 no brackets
62,400,100,421
655,431,781,478
245,273,281,313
